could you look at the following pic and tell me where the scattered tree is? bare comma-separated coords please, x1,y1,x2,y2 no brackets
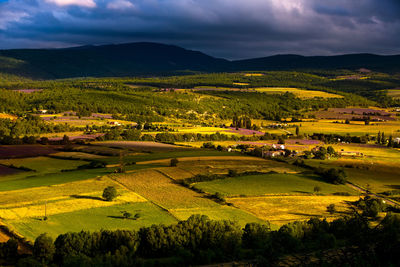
170,158,179,167
327,204,336,214
103,186,117,201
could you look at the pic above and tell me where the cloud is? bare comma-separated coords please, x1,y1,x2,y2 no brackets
45,0,96,8
107,0,134,10
0,0,399,59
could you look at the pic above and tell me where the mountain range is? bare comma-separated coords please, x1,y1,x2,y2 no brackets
0,42,399,79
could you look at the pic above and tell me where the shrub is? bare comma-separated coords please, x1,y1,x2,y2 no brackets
170,158,179,167
103,186,117,201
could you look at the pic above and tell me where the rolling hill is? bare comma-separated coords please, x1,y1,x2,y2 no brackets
0,42,399,79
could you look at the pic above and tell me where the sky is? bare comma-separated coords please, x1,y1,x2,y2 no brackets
0,0,399,59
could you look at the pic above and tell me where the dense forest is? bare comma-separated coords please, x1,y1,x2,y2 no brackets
1,213,399,266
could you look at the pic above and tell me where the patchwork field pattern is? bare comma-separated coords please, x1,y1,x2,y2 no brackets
229,195,359,225
194,173,357,197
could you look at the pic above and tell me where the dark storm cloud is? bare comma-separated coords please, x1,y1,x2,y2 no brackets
0,0,399,59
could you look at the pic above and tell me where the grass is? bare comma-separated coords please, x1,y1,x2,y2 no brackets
0,157,86,175
8,202,177,241
229,195,359,226
176,158,300,177
289,120,400,137
0,177,120,206
170,206,267,227
194,173,357,197
104,150,241,164
0,168,111,191
254,87,343,99
49,151,107,160
115,170,218,209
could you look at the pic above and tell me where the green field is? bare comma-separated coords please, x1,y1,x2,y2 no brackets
104,150,241,164
0,168,110,191
194,173,357,197
0,157,87,176
170,206,269,228
9,202,177,241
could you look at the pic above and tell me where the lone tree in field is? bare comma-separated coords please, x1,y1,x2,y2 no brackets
327,204,336,214
314,186,321,194
170,158,179,167
103,186,117,201
122,211,132,219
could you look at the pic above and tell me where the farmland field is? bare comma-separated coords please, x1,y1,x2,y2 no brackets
0,157,86,175
254,87,343,99
0,168,110,191
229,195,359,225
9,202,177,241
115,170,217,209
194,173,357,197
289,120,400,137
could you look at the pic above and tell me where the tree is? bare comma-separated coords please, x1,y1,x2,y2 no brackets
388,135,393,147
295,126,300,136
377,131,381,144
327,146,335,155
170,158,179,167
122,211,132,219
345,119,350,124
62,134,70,145
33,233,55,263
327,204,336,214
103,186,117,201
314,186,321,194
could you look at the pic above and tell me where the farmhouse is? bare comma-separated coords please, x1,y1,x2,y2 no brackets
264,150,285,158
394,137,400,144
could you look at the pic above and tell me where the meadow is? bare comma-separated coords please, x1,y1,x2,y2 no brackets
9,202,177,241
229,195,359,226
194,173,357,197
290,120,400,137
254,87,343,99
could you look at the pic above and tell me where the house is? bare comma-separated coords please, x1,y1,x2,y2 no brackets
39,109,48,114
109,121,122,126
264,150,285,158
394,137,400,144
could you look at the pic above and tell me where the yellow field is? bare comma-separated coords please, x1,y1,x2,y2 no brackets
229,195,359,225
255,88,343,99
0,113,17,120
136,156,263,166
233,82,249,86
50,151,107,159
115,170,218,209
0,177,120,205
155,167,194,180
289,120,400,137
244,73,264,77
0,177,146,220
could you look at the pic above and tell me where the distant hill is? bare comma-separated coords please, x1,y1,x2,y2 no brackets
0,42,399,79
232,54,400,72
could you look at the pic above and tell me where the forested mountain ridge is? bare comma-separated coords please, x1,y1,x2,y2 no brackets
0,42,399,79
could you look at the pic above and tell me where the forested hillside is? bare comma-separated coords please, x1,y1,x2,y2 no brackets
0,43,399,79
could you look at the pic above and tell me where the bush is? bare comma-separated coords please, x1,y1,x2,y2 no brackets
170,158,179,167
327,204,336,214
103,186,117,201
